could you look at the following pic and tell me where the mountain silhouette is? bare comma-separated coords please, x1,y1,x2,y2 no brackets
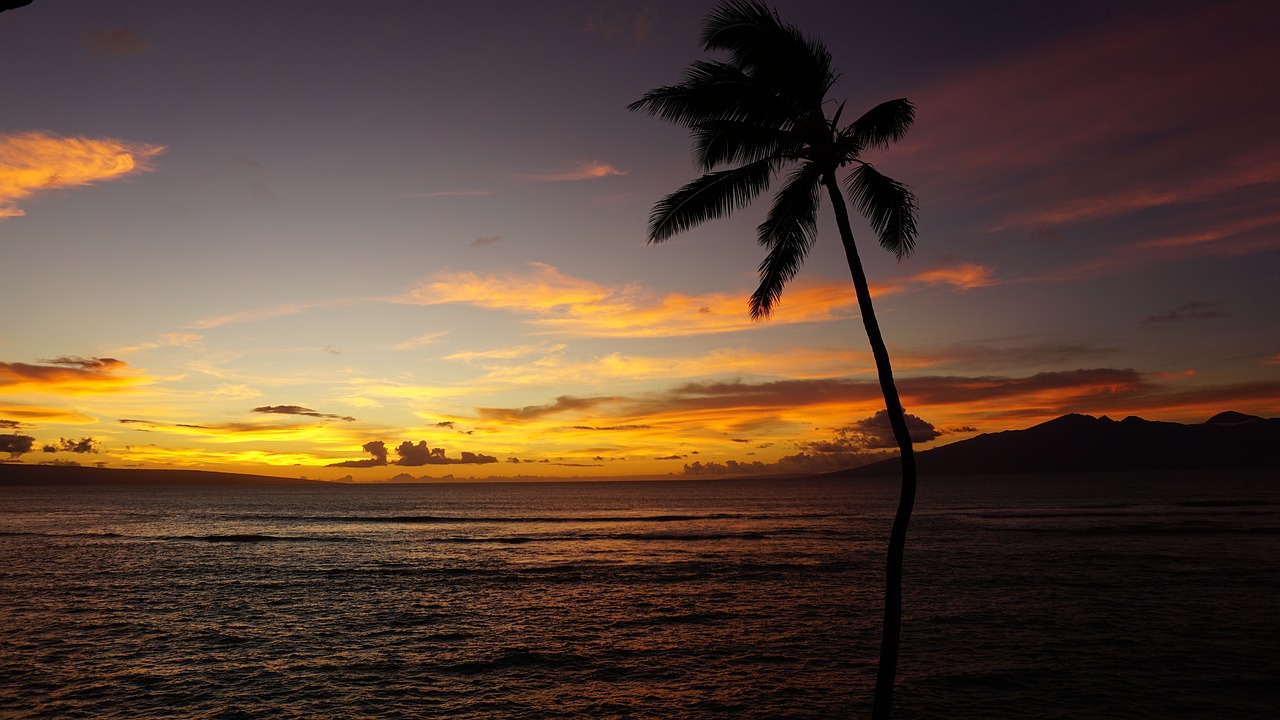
845,411,1280,476
0,464,324,486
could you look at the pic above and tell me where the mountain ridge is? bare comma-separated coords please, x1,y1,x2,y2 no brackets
842,411,1280,477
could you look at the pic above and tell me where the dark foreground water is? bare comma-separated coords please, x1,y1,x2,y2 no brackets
1,472,1277,719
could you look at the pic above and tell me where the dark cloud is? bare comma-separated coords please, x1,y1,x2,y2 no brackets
394,441,498,466
330,440,498,467
328,440,389,468
435,421,456,428
812,410,942,451
471,235,502,247
682,459,768,475
0,419,21,430
476,395,614,422
475,371,1157,431
1,434,35,458
912,341,1115,369
655,454,685,460
682,449,892,476
395,441,445,466
42,437,100,454
647,371,1150,415
1140,301,1224,326
2,356,133,391
252,405,355,422
41,356,125,370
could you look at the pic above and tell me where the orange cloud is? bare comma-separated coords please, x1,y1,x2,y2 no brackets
0,131,163,218
0,402,97,425
0,357,150,395
874,262,998,295
520,161,627,182
401,262,993,338
445,345,877,388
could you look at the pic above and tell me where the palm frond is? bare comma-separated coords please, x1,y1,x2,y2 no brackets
844,163,919,259
692,119,799,171
701,0,836,108
628,60,794,129
842,98,915,152
750,164,822,318
648,158,778,243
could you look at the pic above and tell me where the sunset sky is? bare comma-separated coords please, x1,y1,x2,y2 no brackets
2,0,1278,481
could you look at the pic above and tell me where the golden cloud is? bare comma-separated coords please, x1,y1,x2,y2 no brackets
401,262,855,337
402,262,995,338
446,345,878,388
0,131,164,218
0,357,150,395
0,402,97,425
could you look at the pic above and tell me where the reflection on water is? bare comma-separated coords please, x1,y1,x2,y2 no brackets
1,472,1277,718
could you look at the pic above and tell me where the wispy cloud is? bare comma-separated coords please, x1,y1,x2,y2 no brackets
392,331,450,350
0,402,97,425
894,1,1280,284
444,345,878,388
114,332,204,354
1034,210,1280,282
1140,301,1225,327
901,339,1115,372
87,27,148,56
251,405,356,422
0,131,164,218
874,262,998,295
399,262,993,338
403,189,496,198
518,161,627,182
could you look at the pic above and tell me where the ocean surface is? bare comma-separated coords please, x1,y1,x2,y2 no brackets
1,472,1277,719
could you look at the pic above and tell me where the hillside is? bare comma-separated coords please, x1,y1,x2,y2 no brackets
0,463,327,486
845,411,1280,476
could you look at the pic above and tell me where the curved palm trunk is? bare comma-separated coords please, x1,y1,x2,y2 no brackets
822,175,918,720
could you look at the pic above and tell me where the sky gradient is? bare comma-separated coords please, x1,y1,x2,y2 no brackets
2,0,1278,480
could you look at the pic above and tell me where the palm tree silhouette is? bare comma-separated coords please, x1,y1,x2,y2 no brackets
629,2,919,717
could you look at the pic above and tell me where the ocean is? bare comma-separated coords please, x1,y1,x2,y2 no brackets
1,472,1276,719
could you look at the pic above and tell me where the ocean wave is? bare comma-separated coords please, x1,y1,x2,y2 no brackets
231,511,835,525
167,533,347,543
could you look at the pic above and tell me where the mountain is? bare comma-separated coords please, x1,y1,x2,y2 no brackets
845,411,1280,477
0,463,328,486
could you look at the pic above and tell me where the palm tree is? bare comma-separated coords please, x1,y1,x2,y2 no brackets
629,2,919,717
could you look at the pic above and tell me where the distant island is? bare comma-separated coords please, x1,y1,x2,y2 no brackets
2,411,1277,486
845,411,1280,477
0,464,325,487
